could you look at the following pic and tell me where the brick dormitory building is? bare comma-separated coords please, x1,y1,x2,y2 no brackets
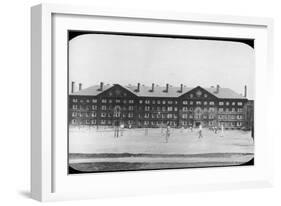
68,82,254,130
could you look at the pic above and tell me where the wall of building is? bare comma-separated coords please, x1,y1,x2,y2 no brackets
69,85,249,129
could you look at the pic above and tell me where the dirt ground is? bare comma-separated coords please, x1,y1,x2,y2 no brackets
69,127,254,173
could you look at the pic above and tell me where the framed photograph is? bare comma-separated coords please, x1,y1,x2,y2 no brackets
31,3,274,201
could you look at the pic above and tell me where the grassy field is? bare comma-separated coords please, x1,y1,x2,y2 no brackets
68,127,254,173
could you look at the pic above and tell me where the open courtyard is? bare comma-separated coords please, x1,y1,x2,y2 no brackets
69,127,254,173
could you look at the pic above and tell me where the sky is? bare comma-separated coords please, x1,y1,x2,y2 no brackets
69,33,255,99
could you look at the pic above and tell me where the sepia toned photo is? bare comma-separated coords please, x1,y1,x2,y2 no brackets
67,31,254,174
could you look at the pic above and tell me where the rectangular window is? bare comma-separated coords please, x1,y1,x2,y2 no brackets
232,102,235,106
91,120,96,124
91,112,96,117
129,100,134,104
174,107,178,111
92,99,97,103
102,99,107,103
129,106,134,111
71,119,77,124
167,114,173,119
123,100,127,104
226,102,229,106
196,101,201,105
182,114,188,119
209,101,215,105
190,101,193,105
116,99,120,103
72,112,77,117
72,105,78,109
162,100,166,104
139,100,143,104
101,105,106,110
144,113,149,118
238,108,243,112
145,106,150,111
72,98,78,103
167,106,173,111
219,102,224,106
237,115,243,119
168,101,173,104
101,113,106,117
183,100,188,105
209,107,215,112
145,100,150,104
92,105,97,110
219,108,223,112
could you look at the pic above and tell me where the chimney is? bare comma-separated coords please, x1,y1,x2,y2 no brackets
244,85,247,98
216,84,220,93
79,83,82,91
71,81,75,93
99,82,104,91
135,83,140,92
179,84,183,93
165,83,169,93
151,83,155,92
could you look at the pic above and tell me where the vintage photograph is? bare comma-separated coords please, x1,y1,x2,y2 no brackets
67,31,254,174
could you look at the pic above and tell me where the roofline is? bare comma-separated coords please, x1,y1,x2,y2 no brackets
69,84,248,100
178,85,219,99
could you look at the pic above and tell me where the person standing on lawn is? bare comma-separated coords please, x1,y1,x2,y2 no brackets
165,124,171,143
198,124,203,139
214,126,218,134
114,120,119,138
220,124,224,137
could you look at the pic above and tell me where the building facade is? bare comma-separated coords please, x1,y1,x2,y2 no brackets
69,82,253,129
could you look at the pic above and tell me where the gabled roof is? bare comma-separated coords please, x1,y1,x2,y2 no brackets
70,84,246,99
205,87,246,99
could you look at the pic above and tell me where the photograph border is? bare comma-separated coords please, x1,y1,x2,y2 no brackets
31,3,274,201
